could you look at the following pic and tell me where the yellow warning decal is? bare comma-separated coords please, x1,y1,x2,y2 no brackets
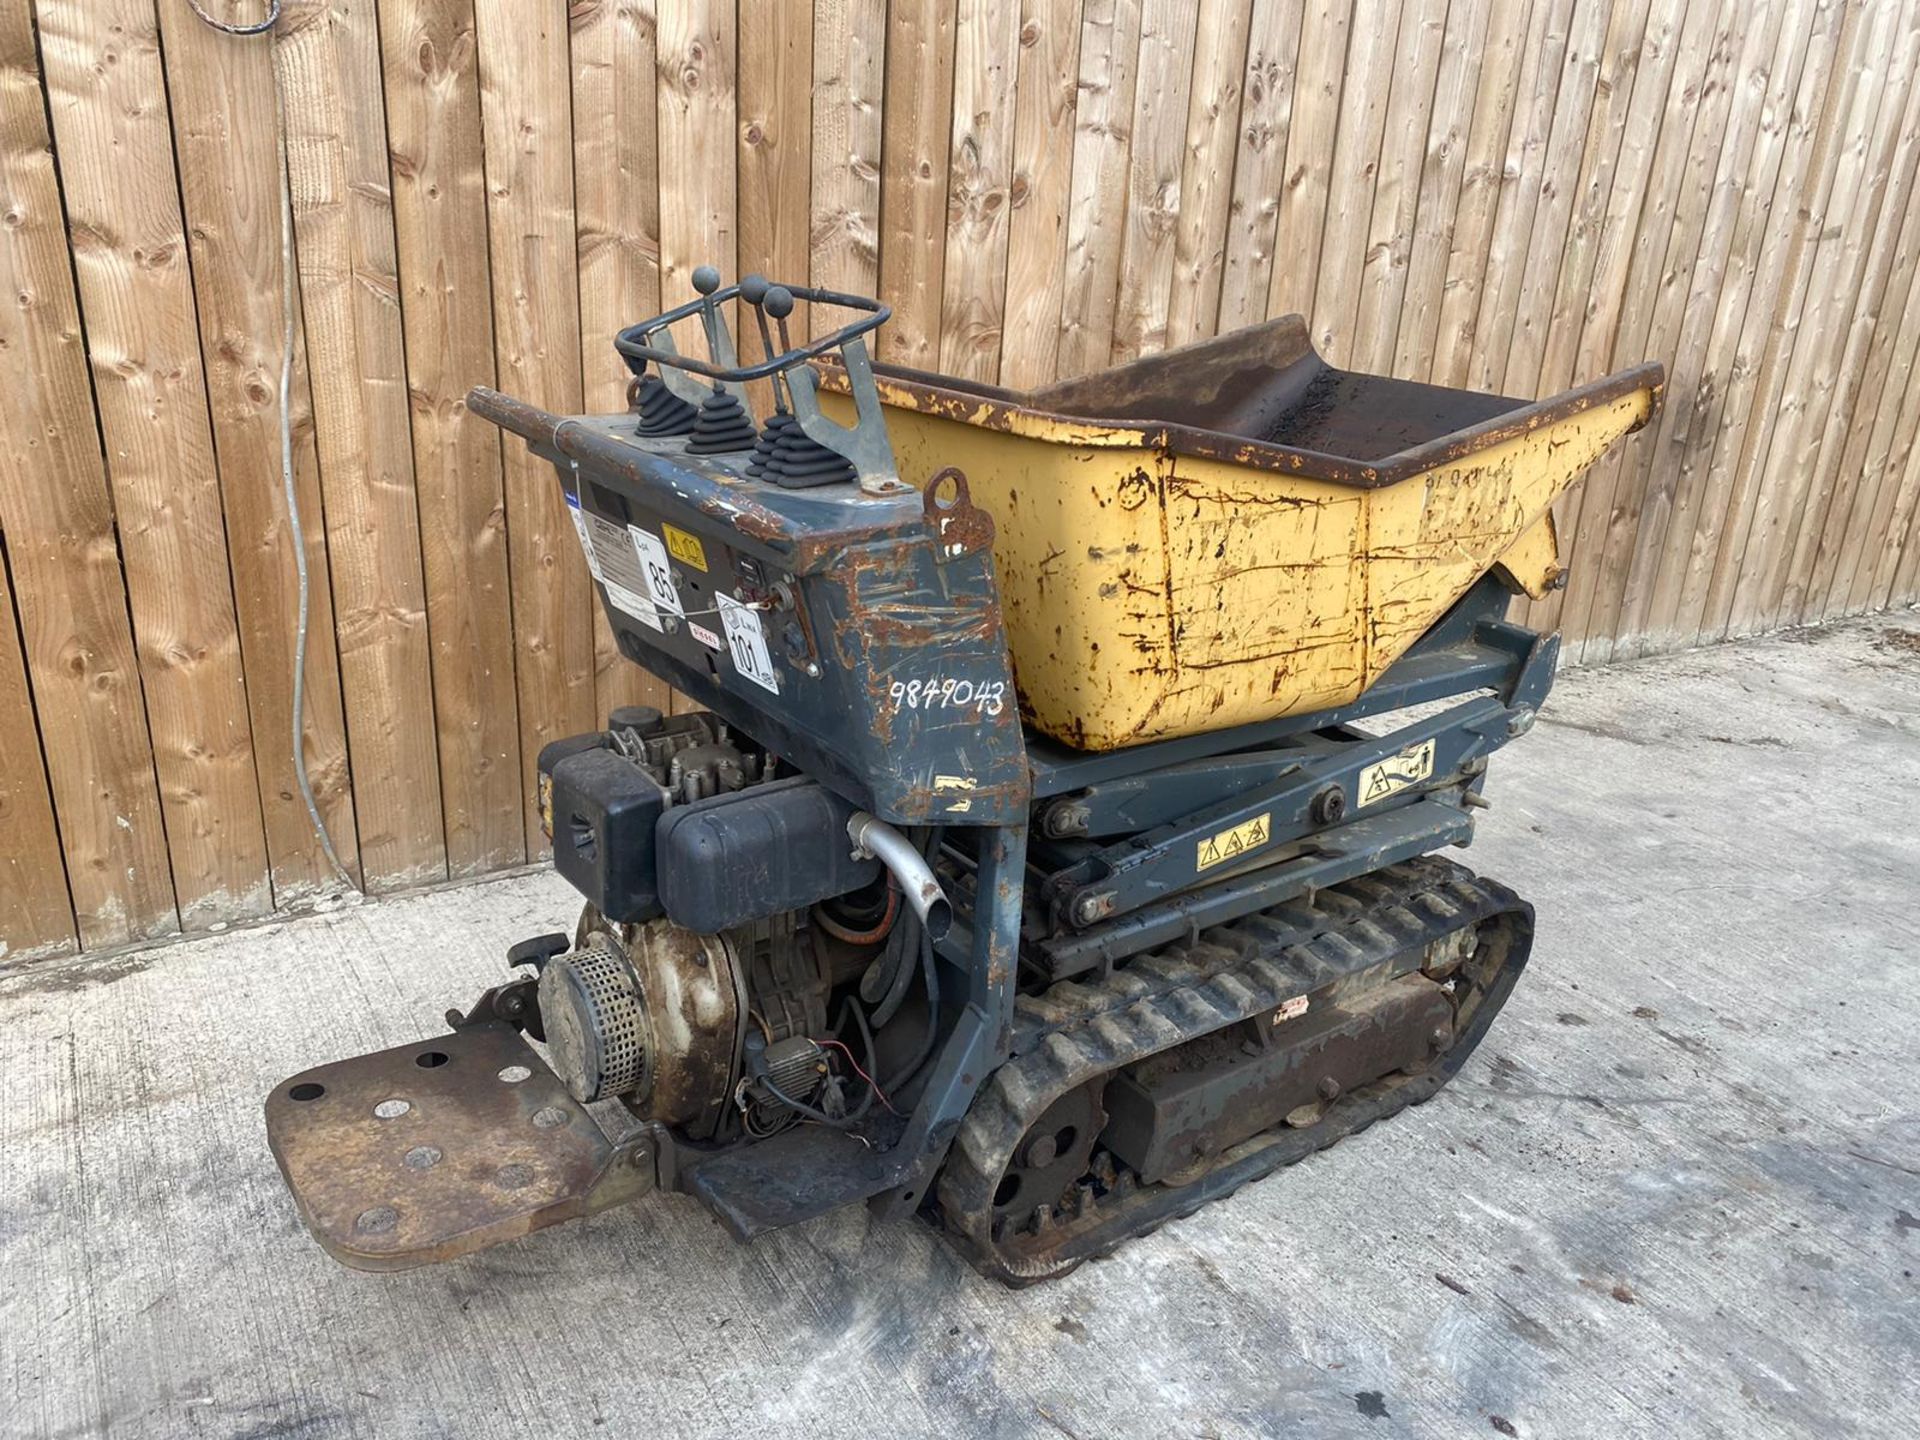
1357,739,1437,807
1196,812,1271,872
662,523,708,572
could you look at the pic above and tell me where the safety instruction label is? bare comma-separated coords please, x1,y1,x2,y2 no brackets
627,526,684,617
1357,739,1436,807
568,493,660,631
716,592,779,694
1196,811,1270,872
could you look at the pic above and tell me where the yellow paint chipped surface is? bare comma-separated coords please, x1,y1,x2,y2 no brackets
830,385,1655,750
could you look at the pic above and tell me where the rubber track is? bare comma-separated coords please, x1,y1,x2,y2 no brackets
935,856,1533,1285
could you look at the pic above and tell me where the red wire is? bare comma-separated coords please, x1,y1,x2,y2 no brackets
818,1038,901,1116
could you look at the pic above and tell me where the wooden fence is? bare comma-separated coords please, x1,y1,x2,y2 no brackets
3,0,1919,963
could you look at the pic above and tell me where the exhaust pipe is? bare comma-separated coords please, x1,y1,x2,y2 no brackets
847,812,952,942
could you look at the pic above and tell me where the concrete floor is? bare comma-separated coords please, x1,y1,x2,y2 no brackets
5,613,1919,1440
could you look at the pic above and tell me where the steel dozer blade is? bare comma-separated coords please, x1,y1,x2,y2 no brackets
265,1023,659,1271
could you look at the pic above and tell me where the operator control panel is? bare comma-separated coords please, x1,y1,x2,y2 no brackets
470,268,1030,827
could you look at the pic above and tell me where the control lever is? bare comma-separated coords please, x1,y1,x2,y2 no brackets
615,271,906,494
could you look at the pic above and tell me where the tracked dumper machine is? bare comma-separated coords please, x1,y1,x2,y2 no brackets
266,270,1662,1284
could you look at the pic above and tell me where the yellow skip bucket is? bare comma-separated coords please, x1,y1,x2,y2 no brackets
827,318,1662,752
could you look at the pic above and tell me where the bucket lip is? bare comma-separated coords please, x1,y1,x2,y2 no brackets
822,328,1665,492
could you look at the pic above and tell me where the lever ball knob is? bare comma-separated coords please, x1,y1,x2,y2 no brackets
691,264,722,296
739,273,770,305
763,285,795,321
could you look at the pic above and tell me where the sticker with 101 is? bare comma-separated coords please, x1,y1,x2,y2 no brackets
889,676,1007,716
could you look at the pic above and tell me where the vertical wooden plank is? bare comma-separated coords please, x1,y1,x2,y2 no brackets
570,0,674,721
471,0,596,846
38,0,273,927
1108,0,1203,364
878,0,959,367
276,0,447,890
0,4,174,948
1465,0,1574,393
382,0,525,876
938,0,1023,382
1214,0,1307,332
1829,149,1920,616
1055,0,1142,379
1490,0,1614,398
656,0,737,309
1533,0,1656,400
574,0,662,407
1535,0,1680,649
738,1,812,288
1641,0,1830,650
1164,0,1252,349
1392,0,1495,382
737,0,812,427
1865,406,1920,610
1348,0,1448,377
997,0,1082,387
1775,10,1920,625
809,0,885,332
1307,0,1403,365
0,542,75,963
1262,0,1352,323
1704,0,1881,640
1427,0,1531,388
1887,433,1920,606
157,0,361,906
1685,0,1852,643
1608,0,1782,654
1577,0,1746,659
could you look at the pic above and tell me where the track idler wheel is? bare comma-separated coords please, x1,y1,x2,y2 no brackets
990,1081,1105,1240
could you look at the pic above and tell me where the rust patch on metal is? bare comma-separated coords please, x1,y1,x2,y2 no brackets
610,919,742,1139
922,466,996,559
813,325,1663,490
265,1023,650,1272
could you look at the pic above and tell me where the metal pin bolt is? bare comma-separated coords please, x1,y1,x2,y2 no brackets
1507,708,1536,738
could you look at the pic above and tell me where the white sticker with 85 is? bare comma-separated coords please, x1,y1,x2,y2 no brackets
626,526,683,617
889,676,1007,717
716,592,779,694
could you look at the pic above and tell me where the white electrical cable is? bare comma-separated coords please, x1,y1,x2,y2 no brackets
191,0,357,893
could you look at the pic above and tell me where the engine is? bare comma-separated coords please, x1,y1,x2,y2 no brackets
530,707,935,1144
